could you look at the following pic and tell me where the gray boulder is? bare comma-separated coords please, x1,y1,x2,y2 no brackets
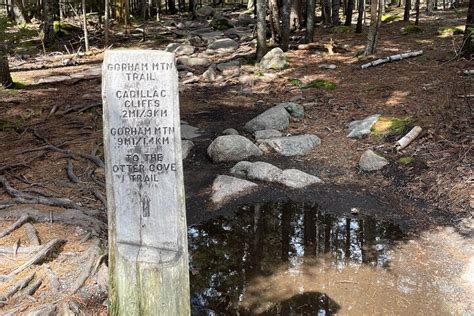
196,5,215,19
230,161,282,182
347,114,381,139
258,134,321,156
254,129,282,140
182,140,194,159
280,102,304,118
181,123,203,139
177,56,211,67
208,38,239,53
222,128,239,135
165,42,181,52
210,14,234,30
279,169,322,188
207,135,263,162
359,149,389,171
211,175,258,206
216,60,241,72
174,44,196,56
244,106,290,132
260,47,289,70
236,13,254,26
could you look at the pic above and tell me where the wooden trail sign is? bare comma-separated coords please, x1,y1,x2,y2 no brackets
102,50,190,315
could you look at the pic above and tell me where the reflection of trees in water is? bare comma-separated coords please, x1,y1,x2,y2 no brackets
189,202,403,314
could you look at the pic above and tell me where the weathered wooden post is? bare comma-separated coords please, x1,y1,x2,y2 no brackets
102,50,190,315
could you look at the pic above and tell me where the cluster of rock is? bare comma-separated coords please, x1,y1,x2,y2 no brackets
346,114,390,172
208,102,324,205
211,161,322,205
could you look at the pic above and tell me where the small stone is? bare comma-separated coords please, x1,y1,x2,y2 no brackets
278,169,322,188
289,95,304,102
254,129,282,140
222,128,239,135
319,63,337,70
279,102,305,118
177,56,211,67
181,123,203,139
182,140,194,159
165,42,181,52
257,134,321,156
202,65,217,82
207,135,263,162
230,161,282,182
196,5,215,19
208,38,239,53
174,44,196,56
211,175,258,205
216,60,241,72
239,75,255,86
244,105,290,132
260,47,289,70
236,13,254,26
210,14,234,30
359,149,389,171
347,114,381,139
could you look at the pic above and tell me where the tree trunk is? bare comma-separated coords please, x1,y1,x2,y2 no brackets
322,0,332,23
404,0,410,20
426,0,434,12
256,0,267,61
11,0,28,24
332,0,341,25
281,0,290,50
42,0,55,44
462,0,473,57
167,0,176,13
290,0,303,30
414,0,420,24
82,0,89,52
345,0,354,25
0,42,14,89
356,0,364,32
306,0,316,42
269,0,282,42
105,0,109,46
364,0,382,55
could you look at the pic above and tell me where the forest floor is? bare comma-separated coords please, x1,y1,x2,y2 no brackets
0,6,472,315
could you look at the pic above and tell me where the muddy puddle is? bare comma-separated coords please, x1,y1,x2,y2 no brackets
189,201,473,315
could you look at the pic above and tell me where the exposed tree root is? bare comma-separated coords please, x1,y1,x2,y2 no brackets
45,266,60,295
24,223,41,246
66,159,80,184
70,243,100,294
0,245,43,254
0,272,35,302
0,239,66,282
0,214,31,238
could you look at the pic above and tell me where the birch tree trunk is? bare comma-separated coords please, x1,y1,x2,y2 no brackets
82,0,89,52
0,42,13,89
256,0,267,61
356,0,364,32
306,0,316,42
364,0,382,55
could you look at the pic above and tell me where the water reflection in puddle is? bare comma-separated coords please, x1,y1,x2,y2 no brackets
189,201,404,315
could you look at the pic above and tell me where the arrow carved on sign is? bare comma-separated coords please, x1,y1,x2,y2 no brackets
142,192,151,217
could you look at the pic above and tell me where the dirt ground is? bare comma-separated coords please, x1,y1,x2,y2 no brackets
0,7,472,315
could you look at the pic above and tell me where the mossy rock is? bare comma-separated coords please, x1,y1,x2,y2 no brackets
382,13,401,23
53,21,80,35
209,16,234,30
401,24,423,35
302,79,337,90
438,26,465,36
371,116,414,139
399,156,414,165
329,25,352,34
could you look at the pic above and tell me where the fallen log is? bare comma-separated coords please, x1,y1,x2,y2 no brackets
361,50,423,69
396,126,423,151
0,215,31,238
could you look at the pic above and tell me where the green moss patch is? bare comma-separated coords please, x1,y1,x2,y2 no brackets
302,79,337,90
438,26,465,36
288,78,303,87
382,13,402,23
399,156,414,165
402,24,423,35
329,25,352,34
371,116,414,139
